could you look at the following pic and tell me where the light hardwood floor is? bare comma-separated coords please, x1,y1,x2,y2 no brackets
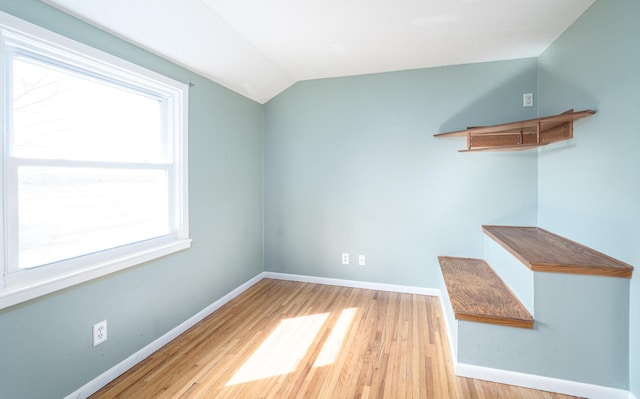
92,279,582,398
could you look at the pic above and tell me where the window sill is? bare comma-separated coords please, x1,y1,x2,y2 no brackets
0,238,191,310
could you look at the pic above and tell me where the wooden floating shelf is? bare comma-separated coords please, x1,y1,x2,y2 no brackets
438,256,534,329
482,225,634,278
435,109,596,152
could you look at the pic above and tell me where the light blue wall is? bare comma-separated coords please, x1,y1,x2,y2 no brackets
264,60,538,287
2,0,635,397
484,237,534,313
537,0,640,394
0,1,263,398
459,269,630,388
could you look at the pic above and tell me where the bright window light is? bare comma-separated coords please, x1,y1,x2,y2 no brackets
17,166,170,269
0,11,189,309
12,57,164,163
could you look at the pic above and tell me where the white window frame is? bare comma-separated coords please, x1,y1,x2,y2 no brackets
0,11,190,310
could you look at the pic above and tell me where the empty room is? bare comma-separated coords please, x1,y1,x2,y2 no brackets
0,0,638,398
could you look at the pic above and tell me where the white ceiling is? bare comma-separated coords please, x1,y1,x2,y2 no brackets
43,0,595,104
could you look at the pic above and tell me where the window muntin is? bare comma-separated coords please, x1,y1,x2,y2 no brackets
0,12,189,308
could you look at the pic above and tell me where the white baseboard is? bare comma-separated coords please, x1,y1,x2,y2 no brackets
65,273,264,399
66,271,634,399
455,363,631,399
263,271,440,296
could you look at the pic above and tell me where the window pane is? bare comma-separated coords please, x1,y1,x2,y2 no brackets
18,166,170,269
12,56,164,163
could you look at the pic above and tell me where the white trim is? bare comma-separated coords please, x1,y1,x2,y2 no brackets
455,363,631,399
65,272,438,398
0,11,183,91
65,272,634,399
0,239,191,310
263,272,440,296
64,272,264,399
0,10,190,309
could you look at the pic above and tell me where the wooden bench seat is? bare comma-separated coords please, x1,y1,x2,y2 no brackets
482,225,633,278
438,256,534,329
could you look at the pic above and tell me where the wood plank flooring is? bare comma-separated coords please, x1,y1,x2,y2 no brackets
91,279,582,399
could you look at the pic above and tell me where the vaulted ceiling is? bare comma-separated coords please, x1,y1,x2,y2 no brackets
43,0,595,103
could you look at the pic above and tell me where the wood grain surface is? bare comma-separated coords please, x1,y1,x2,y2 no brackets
91,279,580,399
483,225,633,278
438,256,534,329
434,109,595,151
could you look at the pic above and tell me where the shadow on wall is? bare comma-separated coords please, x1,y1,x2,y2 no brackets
438,68,539,135
538,65,600,120
438,65,597,137
436,63,601,161
428,64,541,256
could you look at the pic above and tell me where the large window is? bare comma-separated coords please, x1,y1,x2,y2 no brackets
0,12,190,309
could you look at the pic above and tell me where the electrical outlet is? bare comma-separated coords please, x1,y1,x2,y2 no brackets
358,255,366,266
341,253,349,265
523,93,533,107
93,320,107,347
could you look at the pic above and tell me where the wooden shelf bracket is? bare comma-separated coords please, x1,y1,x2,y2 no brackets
435,109,595,152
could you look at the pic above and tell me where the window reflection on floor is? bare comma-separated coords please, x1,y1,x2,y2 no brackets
226,307,358,386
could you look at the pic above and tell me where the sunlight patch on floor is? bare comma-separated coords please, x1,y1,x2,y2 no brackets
226,312,329,385
313,307,357,367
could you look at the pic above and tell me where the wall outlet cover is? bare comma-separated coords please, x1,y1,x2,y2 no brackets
93,320,108,347
341,253,350,265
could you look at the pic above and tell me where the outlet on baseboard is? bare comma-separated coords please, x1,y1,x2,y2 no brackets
93,320,107,347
